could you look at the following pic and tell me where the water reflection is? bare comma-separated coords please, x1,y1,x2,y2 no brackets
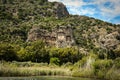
0,76,98,80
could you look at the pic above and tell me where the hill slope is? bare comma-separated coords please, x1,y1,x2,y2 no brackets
0,0,120,57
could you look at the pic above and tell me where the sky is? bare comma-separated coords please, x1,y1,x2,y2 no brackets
48,0,120,24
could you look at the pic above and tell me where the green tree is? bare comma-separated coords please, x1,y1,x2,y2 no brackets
0,43,17,61
50,57,60,65
17,47,31,61
49,47,81,64
17,40,49,62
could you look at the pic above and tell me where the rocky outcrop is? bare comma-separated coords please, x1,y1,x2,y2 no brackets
26,27,48,41
1,0,69,20
99,31,120,49
27,26,75,48
53,2,69,18
0,0,48,4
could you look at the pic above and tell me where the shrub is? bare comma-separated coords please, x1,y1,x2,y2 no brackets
106,68,120,80
50,57,60,65
17,40,49,62
93,59,113,78
93,59,113,70
114,57,120,68
49,47,81,64
0,43,18,61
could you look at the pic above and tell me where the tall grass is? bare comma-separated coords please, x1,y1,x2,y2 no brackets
0,61,71,77
0,57,120,80
71,56,120,80
106,68,120,80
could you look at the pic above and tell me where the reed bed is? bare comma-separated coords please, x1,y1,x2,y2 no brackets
0,61,71,77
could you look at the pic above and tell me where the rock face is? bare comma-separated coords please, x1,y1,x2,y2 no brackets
99,31,120,49
0,0,69,19
0,0,48,4
53,2,69,18
27,26,75,48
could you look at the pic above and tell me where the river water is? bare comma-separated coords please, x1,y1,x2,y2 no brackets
0,76,99,80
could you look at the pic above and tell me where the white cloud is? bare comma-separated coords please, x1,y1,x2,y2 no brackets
48,0,120,24
67,6,95,16
48,0,58,1
95,0,120,23
49,0,87,7
49,0,95,15
85,0,120,17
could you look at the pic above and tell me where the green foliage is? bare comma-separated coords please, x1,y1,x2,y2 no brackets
49,47,81,64
0,41,81,64
72,69,94,78
93,59,113,70
71,53,120,79
0,11,12,20
17,40,49,62
98,50,107,59
106,68,120,80
114,57,120,68
50,57,60,65
17,47,30,61
0,43,18,61
107,50,116,59
0,1,120,79
0,0,119,59
0,61,70,77
93,59,113,79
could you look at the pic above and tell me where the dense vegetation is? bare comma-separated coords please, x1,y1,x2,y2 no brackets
0,56,120,80
0,41,81,64
0,0,120,80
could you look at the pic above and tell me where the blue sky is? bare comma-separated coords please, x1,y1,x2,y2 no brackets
48,0,120,24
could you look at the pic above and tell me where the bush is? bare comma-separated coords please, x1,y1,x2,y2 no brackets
114,57,120,68
93,59,113,70
93,59,113,78
106,68,120,80
49,47,81,64
72,69,94,78
17,40,49,62
50,57,60,65
0,43,18,61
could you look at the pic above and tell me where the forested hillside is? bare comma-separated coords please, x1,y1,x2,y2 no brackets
0,0,120,79
0,0,120,62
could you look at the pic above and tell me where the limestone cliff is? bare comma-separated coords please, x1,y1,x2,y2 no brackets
27,25,75,48
53,2,69,18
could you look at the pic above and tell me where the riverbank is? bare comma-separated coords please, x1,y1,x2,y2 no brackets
0,57,120,80
0,76,100,80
